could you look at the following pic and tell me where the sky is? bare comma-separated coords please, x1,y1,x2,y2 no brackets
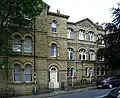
43,0,119,25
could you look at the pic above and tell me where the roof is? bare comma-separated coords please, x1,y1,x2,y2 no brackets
75,18,97,26
48,12,69,19
67,22,75,25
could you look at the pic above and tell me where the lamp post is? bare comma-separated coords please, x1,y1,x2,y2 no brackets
33,18,37,95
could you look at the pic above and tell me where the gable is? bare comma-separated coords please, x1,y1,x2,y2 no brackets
76,18,97,29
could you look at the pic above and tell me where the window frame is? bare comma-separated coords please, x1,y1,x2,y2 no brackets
88,50,95,61
79,30,85,40
14,64,21,83
79,49,86,60
88,31,94,41
13,35,22,52
67,28,74,39
24,65,32,83
24,36,32,53
51,20,57,33
68,48,74,60
50,43,57,57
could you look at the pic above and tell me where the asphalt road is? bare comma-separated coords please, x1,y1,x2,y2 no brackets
51,89,112,98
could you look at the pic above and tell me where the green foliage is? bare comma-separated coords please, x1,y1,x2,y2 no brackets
0,0,44,28
112,3,120,28
0,0,44,55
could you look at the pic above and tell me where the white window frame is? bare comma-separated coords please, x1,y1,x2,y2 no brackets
51,43,57,57
98,34,104,44
88,31,94,41
13,36,21,52
14,64,21,83
79,49,86,60
67,28,74,39
68,48,74,60
24,36,32,53
85,67,89,76
89,50,95,60
25,65,32,83
79,30,85,40
51,21,57,33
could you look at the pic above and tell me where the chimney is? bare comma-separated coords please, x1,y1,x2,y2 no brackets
57,9,60,14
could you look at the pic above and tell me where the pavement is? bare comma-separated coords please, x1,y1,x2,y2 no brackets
12,85,96,98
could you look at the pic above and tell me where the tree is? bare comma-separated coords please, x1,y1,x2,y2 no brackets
112,3,120,28
0,0,44,55
104,3,120,70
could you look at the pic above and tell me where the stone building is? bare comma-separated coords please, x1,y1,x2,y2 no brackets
0,3,105,94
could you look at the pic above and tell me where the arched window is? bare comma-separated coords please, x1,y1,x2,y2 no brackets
68,48,74,60
79,48,86,60
24,36,32,53
25,65,32,82
88,31,94,41
89,67,93,76
51,20,57,32
67,68,70,77
101,67,105,76
79,29,85,40
71,68,76,77
13,35,21,52
67,28,74,39
98,34,104,44
85,67,88,76
14,64,21,82
97,67,100,76
51,43,57,57
89,50,95,60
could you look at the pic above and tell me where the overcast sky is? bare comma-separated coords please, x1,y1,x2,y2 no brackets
43,0,119,24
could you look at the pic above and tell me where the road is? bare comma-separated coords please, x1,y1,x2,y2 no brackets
50,89,112,98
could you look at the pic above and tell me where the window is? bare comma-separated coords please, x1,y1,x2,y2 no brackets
89,67,93,76
51,20,57,32
98,34,104,44
88,31,94,41
51,43,57,57
67,68,70,77
79,29,85,40
13,35,21,52
71,68,76,77
25,65,32,82
14,64,21,82
24,36,32,53
85,67,88,76
89,50,95,60
67,28,74,39
68,48,74,60
97,67,100,76
101,67,105,76
79,49,86,60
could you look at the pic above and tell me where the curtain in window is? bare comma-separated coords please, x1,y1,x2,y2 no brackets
24,36,32,53
14,64,21,82
13,36,21,52
25,65,32,82
51,44,57,57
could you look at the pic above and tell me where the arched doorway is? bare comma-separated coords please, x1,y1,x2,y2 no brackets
49,66,59,89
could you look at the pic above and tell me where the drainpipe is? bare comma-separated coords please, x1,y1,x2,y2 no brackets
34,18,37,95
